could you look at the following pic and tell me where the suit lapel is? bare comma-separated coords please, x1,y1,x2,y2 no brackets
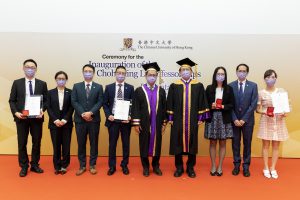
89,82,97,99
54,89,60,111
62,89,69,110
244,80,249,95
112,83,116,99
81,81,87,100
233,80,239,103
21,78,26,97
34,79,39,95
124,83,128,99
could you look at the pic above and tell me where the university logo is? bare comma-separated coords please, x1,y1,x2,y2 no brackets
120,38,136,51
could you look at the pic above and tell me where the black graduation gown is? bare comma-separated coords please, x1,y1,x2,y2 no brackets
131,86,167,158
167,79,209,155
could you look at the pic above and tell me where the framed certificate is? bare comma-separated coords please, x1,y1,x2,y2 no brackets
271,92,290,114
23,95,43,118
114,99,131,121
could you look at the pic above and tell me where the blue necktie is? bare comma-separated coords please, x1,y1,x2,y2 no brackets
238,82,243,111
29,80,34,95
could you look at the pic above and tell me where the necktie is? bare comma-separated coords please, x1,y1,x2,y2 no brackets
86,84,91,98
117,84,123,99
29,80,33,95
238,82,243,111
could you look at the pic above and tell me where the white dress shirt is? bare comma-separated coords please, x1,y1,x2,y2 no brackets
215,87,223,101
57,88,64,111
85,81,93,89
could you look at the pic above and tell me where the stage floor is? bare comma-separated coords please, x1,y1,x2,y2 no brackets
0,156,298,200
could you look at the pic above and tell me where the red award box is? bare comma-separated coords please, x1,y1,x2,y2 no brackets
216,98,223,109
22,110,29,116
267,107,274,117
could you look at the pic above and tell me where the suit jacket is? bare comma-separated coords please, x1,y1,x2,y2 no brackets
47,88,74,129
205,84,235,124
71,81,103,123
103,82,134,127
229,80,258,126
9,77,48,122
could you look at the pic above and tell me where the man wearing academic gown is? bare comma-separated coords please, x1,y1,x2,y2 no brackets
131,62,167,177
167,58,210,178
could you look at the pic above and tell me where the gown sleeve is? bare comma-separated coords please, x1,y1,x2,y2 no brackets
198,83,210,122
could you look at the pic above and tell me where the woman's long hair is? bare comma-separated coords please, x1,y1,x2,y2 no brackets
211,66,228,92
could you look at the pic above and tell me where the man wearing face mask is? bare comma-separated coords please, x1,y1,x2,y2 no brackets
131,62,167,177
71,64,103,176
229,64,258,177
47,71,74,175
103,65,134,176
167,58,210,178
9,59,48,177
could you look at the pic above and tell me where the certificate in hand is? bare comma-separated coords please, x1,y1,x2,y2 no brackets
23,95,43,118
271,92,290,114
114,99,131,121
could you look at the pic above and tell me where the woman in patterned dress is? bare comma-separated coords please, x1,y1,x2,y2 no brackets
256,69,289,179
205,67,234,176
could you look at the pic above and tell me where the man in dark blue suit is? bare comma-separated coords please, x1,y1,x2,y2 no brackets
103,65,134,176
229,64,258,177
71,64,103,176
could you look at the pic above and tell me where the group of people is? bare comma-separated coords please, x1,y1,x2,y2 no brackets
9,58,289,180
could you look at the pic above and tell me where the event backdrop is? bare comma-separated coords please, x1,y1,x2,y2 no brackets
0,33,299,157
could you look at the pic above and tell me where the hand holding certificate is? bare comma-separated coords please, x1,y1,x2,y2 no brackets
114,99,131,121
23,95,43,118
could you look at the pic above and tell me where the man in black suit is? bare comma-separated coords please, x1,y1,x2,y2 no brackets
103,66,134,176
9,59,48,177
71,64,103,176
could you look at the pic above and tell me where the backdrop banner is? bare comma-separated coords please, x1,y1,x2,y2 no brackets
0,33,299,157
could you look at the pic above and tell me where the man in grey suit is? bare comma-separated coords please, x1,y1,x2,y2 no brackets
71,64,103,176
229,64,258,177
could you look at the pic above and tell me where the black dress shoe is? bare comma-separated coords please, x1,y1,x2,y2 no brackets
187,168,196,178
143,168,150,177
216,171,223,176
210,171,217,176
30,166,44,173
232,167,240,176
19,168,28,177
174,169,184,177
107,167,116,176
153,167,163,176
243,169,250,177
54,170,61,175
122,166,129,175
60,168,67,175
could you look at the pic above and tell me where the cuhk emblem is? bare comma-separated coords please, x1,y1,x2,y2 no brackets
123,38,133,49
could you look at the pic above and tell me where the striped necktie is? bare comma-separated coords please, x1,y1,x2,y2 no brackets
117,84,123,99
